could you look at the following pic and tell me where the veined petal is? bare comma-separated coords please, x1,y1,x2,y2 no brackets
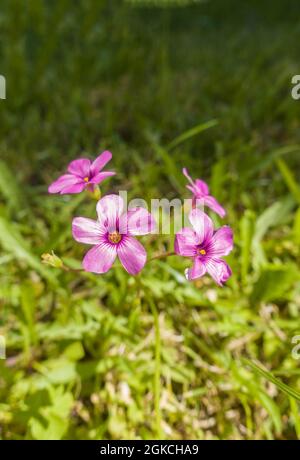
185,258,206,280
209,226,233,257
174,227,199,257
90,150,112,175
82,240,117,273
189,208,214,243
120,207,156,235
204,195,226,218
48,174,81,194
117,236,146,275
205,259,232,286
72,217,104,245
89,171,115,184
67,158,91,178
96,194,124,232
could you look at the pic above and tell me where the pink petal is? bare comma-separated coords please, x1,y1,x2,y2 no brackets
59,181,86,194
205,259,232,286
82,240,117,273
183,168,195,187
72,217,104,245
96,194,124,232
89,171,116,184
48,174,82,194
90,150,112,175
195,179,209,196
117,236,146,275
189,209,214,243
174,227,200,257
185,258,206,280
120,208,156,235
67,158,91,178
204,195,226,218
209,226,233,257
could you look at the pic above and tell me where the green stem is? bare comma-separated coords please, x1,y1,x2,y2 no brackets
149,251,175,262
149,298,162,439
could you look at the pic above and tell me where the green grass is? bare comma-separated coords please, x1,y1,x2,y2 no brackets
0,0,300,440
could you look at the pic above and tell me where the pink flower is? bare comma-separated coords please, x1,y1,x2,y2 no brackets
183,168,226,218
175,208,233,286
48,151,115,194
72,194,156,275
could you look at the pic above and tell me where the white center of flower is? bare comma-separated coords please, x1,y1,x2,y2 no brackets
108,231,121,244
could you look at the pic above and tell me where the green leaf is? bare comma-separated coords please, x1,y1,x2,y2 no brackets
240,210,256,283
251,264,299,303
252,197,295,269
276,158,300,205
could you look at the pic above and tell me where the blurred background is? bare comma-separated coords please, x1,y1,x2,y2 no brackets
1,0,300,440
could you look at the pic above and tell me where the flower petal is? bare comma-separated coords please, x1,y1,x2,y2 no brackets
205,259,232,286
209,226,233,257
183,168,195,187
72,217,104,245
120,208,156,235
174,227,199,257
203,195,226,218
195,179,209,196
89,171,116,184
185,258,206,280
90,150,112,175
67,158,91,178
117,236,146,275
59,181,86,194
189,209,214,243
48,174,81,194
82,240,117,273
96,194,124,232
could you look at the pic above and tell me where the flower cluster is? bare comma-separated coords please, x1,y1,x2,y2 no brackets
48,152,233,286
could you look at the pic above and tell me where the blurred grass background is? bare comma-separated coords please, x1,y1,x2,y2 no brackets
1,0,300,440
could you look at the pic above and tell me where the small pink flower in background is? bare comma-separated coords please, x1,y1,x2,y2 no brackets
175,208,233,286
72,194,156,275
48,150,115,194
183,168,226,218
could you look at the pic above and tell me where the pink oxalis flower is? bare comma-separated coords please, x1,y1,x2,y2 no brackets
183,168,226,218
72,194,156,275
175,208,233,286
48,151,115,194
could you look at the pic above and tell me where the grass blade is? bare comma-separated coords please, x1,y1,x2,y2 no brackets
167,119,218,151
243,358,300,402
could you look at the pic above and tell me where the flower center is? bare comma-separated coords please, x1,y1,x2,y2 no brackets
108,231,122,244
84,176,89,182
198,248,206,255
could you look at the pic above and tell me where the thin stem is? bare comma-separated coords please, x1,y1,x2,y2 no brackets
149,251,175,262
149,298,162,439
61,263,84,273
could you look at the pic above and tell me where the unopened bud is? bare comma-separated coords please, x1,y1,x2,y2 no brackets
41,251,63,268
